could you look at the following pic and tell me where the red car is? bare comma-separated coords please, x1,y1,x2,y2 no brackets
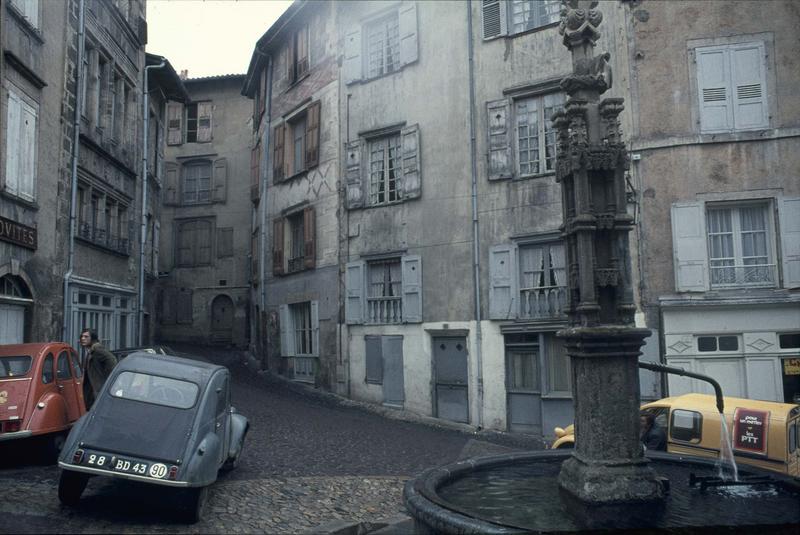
0,342,87,458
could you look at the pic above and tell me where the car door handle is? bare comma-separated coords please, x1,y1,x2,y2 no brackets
57,384,64,391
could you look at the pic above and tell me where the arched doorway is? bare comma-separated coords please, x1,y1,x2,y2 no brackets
0,275,33,344
210,294,234,344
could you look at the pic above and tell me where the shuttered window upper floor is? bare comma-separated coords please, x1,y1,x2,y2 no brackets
482,0,560,40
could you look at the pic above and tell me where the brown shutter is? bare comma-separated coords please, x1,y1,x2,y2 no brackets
259,70,266,117
273,124,285,182
251,142,261,202
305,100,321,169
303,206,315,270
297,25,309,77
287,37,296,82
167,103,183,145
272,217,284,276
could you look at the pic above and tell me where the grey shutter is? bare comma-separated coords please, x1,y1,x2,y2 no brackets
696,47,732,132
279,304,295,357
197,221,212,264
401,255,422,323
197,101,213,142
212,158,227,202
365,335,383,384
487,99,512,180
489,243,518,319
730,42,768,130
153,220,160,271
217,227,233,257
400,124,421,200
398,2,418,67
778,196,800,289
482,0,507,40
345,140,364,209
344,28,362,84
345,260,365,324
19,97,36,201
177,289,193,324
4,92,21,195
164,162,179,205
310,300,319,357
671,202,709,292
167,102,183,145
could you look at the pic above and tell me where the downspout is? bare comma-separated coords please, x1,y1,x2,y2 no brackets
466,1,484,429
138,57,166,345
63,0,86,342
260,55,273,320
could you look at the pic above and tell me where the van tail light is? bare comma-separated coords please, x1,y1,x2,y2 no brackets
168,465,179,480
3,420,21,433
72,449,85,464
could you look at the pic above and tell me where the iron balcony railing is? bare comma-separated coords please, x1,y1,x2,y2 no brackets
519,285,568,320
78,223,131,255
287,256,305,273
710,263,776,288
366,296,402,324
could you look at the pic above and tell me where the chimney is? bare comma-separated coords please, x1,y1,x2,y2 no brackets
179,69,188,80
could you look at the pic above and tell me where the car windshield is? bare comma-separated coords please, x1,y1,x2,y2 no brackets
0,356,32,378
109,371,199,409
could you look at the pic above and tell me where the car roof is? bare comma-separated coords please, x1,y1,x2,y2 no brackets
0,342,70,357
643,393,800,420
114,352,226,387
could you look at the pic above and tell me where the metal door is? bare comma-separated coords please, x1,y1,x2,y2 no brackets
506,345,542,435
211,295,234,343
433,337,469,423
0,304,24,344
383,336,405,407
56,350,82,422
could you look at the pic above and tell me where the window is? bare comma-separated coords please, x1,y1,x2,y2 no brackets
695,41,768,133
167,102,212,145
57,351,72,380
75,184,131,254
779,333,800,349
279,301,319,357
177,219,212,267
9,0,38,29
514,94,563,176
272,207,315,276
545,333,570,394
4,89,37,202
343,3,417,85
345,255,422,325
483,0,560,40
288,24,309,84
182,161,212,204
272,100,320,181
507,347,538,391
671,409,702,443
489,239,567,320
291,302,314,356
186,103,198,143
345,125,420,210
217,227,233,258
41,353,53,384
369,133,402,205
697,335,739,353
671,197,799,292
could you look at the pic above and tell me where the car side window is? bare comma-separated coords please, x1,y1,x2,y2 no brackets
789,421,797,454
42,353,54,384
670,409,702,443
57,351,72,380
70,350,83,378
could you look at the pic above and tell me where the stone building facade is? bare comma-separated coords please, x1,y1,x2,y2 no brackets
158,74,252,348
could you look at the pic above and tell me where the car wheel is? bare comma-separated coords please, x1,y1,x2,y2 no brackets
58,470,88,506
182,486,208,523
222,432,247,472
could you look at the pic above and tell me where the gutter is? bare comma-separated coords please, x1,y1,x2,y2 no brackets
63,0,86,342
138,56,167,345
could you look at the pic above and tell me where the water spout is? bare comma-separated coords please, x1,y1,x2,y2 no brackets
718,417,739,482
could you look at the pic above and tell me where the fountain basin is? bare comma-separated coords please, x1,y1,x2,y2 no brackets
403,450,800,534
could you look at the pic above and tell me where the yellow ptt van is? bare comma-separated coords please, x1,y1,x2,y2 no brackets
552,394,800,477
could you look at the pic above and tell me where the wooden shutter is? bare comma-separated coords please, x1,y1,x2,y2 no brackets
273,123,285,182
305,100,321,169
344,28,362,84
345,140,364,209
401,255,422,323
167,102,183,145
258,70,267,117
310,300,319,357
398,2,418,67
4,92,21,195
177,289,193,324
482,0,507,40
696,47,732,133
487,99,512,180
279,304,295,356
297,25,309,77
489,243,518,319
197,221,212,264
251,142,261,202
164,162,179,205
153,220,160,272
345,260,365,324
272,217,284,276
303,206,316,269
671,202,709,292
365,335,383,383
779,197,800,289
286,34,296,82
400,124,421,200
197,102,213,142
217,227,234,258
212,158,227,202
730,43,768,130
19,97,36,201
177,222,193,266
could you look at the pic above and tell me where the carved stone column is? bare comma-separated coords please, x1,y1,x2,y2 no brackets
554,0,664,503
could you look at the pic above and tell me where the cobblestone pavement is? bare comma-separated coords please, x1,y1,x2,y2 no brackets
0,345,544,533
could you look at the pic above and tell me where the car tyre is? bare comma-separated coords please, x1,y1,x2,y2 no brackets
58,470,88,506
221,431,247,472
183,486,208,523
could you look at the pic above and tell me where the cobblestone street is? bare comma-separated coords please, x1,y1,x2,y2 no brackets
0,345,543,533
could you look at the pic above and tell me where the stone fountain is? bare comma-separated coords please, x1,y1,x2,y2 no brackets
403,1,800,532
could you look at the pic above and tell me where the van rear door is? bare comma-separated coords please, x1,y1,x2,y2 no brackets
788,415,799,477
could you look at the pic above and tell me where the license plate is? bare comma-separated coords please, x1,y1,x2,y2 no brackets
83,452,168,479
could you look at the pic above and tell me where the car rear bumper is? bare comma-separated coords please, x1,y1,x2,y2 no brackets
58,461,190,487
0,430,33,442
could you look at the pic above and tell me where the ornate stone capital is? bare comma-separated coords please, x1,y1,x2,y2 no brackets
559,0,603,50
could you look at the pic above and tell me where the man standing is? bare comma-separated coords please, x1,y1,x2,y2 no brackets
640,413,667,451
79,328,117,409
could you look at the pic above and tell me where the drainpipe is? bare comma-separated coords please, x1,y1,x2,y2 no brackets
466,1,484,429
138,57,166,345
63,0,86,342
